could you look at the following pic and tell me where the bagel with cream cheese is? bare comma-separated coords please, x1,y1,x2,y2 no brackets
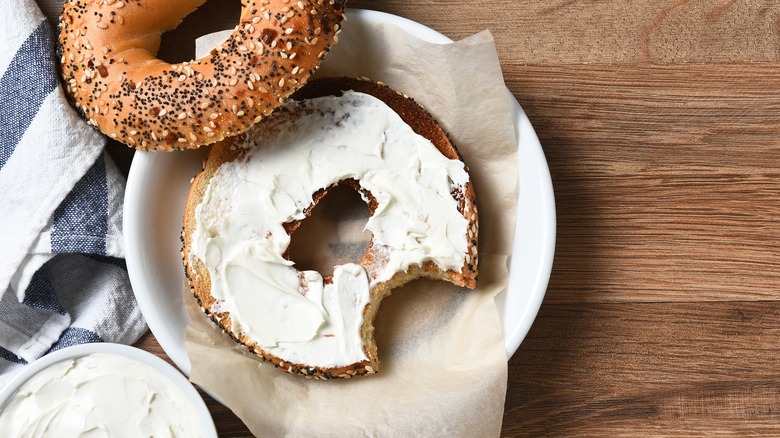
58,0,345,150
182,78,479,379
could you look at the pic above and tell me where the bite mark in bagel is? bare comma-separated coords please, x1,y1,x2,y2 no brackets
182,78,479,379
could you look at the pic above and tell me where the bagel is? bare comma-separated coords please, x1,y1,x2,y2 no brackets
57,0,346,151
182,78,479,379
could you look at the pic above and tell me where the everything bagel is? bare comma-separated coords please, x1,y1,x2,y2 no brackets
182,78,479,379
57,0,346,151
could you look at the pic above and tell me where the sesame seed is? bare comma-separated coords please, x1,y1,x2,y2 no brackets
178,74,186,82
178,137,187,143
178,112,186,120
200,101,209,109
246,81,254,90
278,78,285,87
158,109,167,117
190,133,197,141
229,78,238,86
116,15,124,24
203,126,212,132
236,110,245,116
115,1,124,8
285,27,293,35
96,23,108,29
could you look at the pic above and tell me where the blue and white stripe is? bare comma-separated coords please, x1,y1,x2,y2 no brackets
0,21,57,170
0,0,147,386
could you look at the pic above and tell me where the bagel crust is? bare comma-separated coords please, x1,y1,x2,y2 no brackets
57,0,346,151
182,78,479,379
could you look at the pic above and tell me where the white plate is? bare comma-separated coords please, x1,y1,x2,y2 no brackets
0,343,217,437
124,9,556,375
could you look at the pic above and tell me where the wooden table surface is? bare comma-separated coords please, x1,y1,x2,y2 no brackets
37,0,780,436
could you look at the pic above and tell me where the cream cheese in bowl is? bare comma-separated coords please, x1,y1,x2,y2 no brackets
0,344,216,438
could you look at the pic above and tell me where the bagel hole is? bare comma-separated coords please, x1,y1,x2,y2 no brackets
287,183,372,277
156,0,241,64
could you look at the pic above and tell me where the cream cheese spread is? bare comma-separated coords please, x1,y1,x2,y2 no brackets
0,353,203,437
191,91,470,368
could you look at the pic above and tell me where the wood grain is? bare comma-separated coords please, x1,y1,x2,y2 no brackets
35,0,780,436
505,63,780,304
505,302,780,436
350,0,780,64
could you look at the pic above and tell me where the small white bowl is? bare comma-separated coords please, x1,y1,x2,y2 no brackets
0,343,217,438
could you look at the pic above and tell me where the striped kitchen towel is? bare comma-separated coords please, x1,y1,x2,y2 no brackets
0,0,147,386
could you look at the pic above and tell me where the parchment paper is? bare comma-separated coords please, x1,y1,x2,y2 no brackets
186,16,518,437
